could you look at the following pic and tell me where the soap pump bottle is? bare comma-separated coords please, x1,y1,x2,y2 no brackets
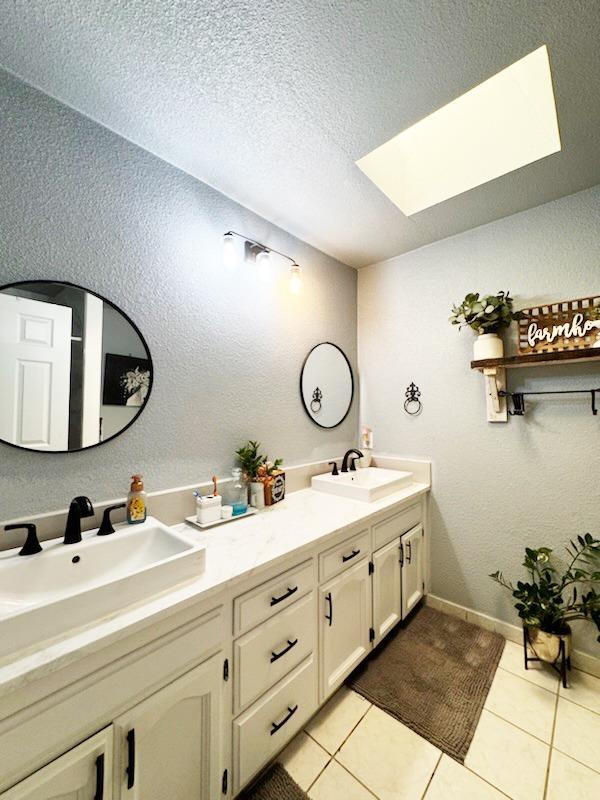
127,474,147,524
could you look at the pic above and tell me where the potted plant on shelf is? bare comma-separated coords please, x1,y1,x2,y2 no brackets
490,534,600,665
450,290,515,359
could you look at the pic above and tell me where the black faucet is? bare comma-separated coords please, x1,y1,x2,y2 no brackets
64,496,94,545
4,523,42,556
340,448,364,473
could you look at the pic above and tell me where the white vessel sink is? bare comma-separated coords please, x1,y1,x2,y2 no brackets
0,517,205,660
312,467,413,502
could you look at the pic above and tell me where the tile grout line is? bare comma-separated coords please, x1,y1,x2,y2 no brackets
484,707,554,746
304,694,373,795
419,751,443,800
495,663,560,695
552,745,600,777
559,691,600,718
542,683,561,799
332,758,380,799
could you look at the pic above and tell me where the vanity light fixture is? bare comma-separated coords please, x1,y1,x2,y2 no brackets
222,231,302,293
222,232,237,268
289,264,303,295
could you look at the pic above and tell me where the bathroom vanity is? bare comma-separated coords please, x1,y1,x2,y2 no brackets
0,470,429,799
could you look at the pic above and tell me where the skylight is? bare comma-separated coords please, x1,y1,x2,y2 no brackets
355,45,561,216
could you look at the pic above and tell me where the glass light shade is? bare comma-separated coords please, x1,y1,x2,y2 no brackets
289,264,302,294
256,249,271,281
222,233,237,268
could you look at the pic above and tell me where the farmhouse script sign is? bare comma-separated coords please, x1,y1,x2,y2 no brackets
518,295,600,355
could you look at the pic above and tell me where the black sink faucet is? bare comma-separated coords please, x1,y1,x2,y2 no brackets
340,448,364,473
64,496,94,545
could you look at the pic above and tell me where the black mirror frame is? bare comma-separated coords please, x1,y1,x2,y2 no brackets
0,279,154,455
299,341,354,429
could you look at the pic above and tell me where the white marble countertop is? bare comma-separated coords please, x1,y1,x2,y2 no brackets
0,481,428,697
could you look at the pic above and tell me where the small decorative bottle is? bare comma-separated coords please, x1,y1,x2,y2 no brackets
127,474,147,524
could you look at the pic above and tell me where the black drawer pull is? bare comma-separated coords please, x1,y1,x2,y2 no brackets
270,704,298,735
270,586,298,606
406,541,412,564
94,754,104,800
126,728,136,789
342,548,360,563
399,542,404,566
270,638,299,663
325,592,333,626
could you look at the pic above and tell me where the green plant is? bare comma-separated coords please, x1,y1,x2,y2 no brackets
235,441,282,481
449,290,515,335
490,534,600,642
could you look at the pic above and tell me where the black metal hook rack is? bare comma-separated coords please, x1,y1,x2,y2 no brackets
499,387,600,416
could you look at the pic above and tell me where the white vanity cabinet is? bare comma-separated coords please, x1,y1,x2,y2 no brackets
113,653,225,800
0,728,113,800
372,536,402,645
319,557,372,700
401,524,425,618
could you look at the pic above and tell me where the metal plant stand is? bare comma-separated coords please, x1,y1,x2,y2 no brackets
523,628,571,689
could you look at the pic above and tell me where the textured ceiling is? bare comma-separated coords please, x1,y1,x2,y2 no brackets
1,1,599,268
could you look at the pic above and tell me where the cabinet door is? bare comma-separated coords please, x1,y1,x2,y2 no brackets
114,654,224,800
319,558,372,700
372,536,401,645
401,525,425,618
0,728,113,800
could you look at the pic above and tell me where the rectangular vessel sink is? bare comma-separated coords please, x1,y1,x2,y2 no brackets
0,517,205,661
312,467,413,502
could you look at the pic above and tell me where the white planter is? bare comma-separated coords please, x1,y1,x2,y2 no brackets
250,481,265,509
473,333,504,360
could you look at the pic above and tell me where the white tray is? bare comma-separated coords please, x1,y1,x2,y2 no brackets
184,506,258,530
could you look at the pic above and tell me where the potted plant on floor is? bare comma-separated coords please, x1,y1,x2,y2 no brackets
449,290,515,359
490,534,600,667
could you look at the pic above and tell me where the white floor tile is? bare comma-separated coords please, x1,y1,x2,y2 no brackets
498,640,559,692
465,710,549,800
305,687,370,754
424,755,506,800
554,697,600,773
308,759,375,800
337,705,441,800
560,668,600,714
546,749,600,800
484,667,556,742
278,731,330,791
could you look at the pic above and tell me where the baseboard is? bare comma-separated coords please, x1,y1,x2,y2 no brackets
426,593,600,679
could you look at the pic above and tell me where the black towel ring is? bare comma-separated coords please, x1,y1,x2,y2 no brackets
310,387,323,413
404,382,422,415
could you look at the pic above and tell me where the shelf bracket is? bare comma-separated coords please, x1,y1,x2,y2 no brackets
483,367,507,423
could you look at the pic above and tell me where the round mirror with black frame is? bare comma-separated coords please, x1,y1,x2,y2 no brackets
300,342,354,428
0,280,153,453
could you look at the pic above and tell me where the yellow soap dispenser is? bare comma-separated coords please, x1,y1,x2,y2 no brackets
127,474,147,524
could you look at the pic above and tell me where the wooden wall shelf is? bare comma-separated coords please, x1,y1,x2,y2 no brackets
471,347,600,372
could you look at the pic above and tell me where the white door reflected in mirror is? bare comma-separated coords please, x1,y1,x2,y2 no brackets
300,342,354,428
0,281,153,453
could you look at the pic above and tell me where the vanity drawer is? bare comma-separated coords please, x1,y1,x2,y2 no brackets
373,503,422,550
234,559,314,635
233,656,317,793
319,529,370,582
234,592,315,712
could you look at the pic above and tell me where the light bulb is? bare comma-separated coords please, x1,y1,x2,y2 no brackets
289,264,302,294
222,232,237,268
256,249,271,282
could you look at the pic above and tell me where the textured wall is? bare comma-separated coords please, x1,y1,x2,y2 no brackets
0,69,357,519
359,185,600,656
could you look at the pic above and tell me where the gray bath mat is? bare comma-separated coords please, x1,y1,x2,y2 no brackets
347,605,504,762
241,762,308,800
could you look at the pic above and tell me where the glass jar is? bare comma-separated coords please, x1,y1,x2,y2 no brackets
226,468,248,516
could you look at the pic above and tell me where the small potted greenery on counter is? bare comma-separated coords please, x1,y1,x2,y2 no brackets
450,290,516,359
490,534,600,665
235,440,284,508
